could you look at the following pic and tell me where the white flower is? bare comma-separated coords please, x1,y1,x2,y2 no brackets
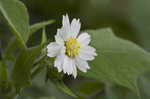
47,14,97,78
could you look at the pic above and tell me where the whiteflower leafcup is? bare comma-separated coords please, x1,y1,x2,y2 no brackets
47,14,97,78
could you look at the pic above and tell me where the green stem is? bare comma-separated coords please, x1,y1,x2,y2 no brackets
31,54,47,80
32,55,46,68
31,65,46,80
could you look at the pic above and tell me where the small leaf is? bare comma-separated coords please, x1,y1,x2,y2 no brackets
78,81,104,95
30,20,55,35
11,45,41,90
82,28,150,94
0,0,30,47
0,60,8,88
137,70,150,99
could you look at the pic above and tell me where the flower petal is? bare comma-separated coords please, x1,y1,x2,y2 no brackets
54,54,65,72
55,30,64,45
62,14,70,29
78,33,91,46
79,46,97,61
75,57,90,72
61,14,72,40
47,42,61,57
56,28,69,41
71,18,81,37
72,60,77,78
63,55,73,75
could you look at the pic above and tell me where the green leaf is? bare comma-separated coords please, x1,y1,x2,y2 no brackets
0,0,29,47
11,45,41,89
78,81,104,95
46,65,76,97
105,83,125,99
30,20,55,35
137,70,150,99
82,28,150,94
3,37,21,61
0,60,8,88
55,80,77,98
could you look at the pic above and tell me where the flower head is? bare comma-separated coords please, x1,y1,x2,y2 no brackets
47,14,97,78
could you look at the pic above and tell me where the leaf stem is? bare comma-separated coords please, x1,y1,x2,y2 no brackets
31,64,46,80
32,54,46,68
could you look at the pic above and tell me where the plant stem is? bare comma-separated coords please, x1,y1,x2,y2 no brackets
31,64,46,80
33,55,46,68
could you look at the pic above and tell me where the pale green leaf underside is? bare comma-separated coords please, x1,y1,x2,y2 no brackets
0,0,29,47
82,28,150,94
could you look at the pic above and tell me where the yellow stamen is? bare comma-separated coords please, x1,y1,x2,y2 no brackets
65,38,80,58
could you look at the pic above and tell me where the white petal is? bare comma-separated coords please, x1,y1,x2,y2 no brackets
63,55,73,75
56,28,69,41
75,57,90,72
71,18,81,37
79,53,94,61
54,54,65,72
79,46,97,61
62,56,77,78
55,30,64,45
78,33,91,46
72,60,77,78
47,42,61,57
62,14,70,29
57,15,71,41
61,14,71,40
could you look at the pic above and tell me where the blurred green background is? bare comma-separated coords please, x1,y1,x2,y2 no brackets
0,0,150,99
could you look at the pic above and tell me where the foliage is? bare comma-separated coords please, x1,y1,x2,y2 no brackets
83,29,150,94
0,0,150,99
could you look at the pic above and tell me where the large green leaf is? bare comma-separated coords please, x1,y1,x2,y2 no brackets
11,46,41,89
78,81,103,96
82,28,150,94
3,38,21,61
0,0,29,47
105,83,125,99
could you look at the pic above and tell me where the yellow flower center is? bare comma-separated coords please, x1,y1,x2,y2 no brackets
65,38,81,58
